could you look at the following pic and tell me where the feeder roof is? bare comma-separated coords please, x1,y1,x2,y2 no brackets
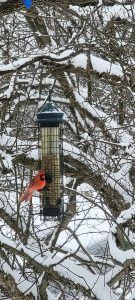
36,100,64,124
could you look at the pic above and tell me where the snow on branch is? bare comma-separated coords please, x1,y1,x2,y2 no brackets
0,233,118,300
0,0,132,18
108,204,135,265
108,229,135,265
115,203,135,226
0,49,124,84
129,289,135,300
72,53,123,77
0,207,27,242
0,268,35,300
0,74,16,100
80,103,134,151
64,80,135,204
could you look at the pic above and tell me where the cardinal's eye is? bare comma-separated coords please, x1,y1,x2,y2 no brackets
40,175,45,181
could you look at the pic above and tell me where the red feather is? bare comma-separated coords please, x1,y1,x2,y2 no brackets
19,169,46,203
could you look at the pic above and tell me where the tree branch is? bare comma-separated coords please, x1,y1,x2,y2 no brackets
0,270,35,300
0,241,98,299
0,0,133,18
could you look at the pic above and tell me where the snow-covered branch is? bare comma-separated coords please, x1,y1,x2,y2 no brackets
0,269,35,300
0,233,118,300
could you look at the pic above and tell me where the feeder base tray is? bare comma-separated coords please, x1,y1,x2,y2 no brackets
40,206,63,217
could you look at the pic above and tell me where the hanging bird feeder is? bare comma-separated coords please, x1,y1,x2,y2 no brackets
36,92,64,218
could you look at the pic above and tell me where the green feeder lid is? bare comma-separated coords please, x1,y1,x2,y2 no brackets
36,99,64,124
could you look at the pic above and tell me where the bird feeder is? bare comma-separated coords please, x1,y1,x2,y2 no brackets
36,92,64,218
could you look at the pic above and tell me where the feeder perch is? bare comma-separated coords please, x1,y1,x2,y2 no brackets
36,92,64,218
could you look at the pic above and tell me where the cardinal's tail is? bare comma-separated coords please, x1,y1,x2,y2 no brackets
19,190,33,203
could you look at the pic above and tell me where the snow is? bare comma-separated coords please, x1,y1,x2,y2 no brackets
0,50,123,79
112,204,135,230
2,262,38,297
64,141,80,156
71,53,123,77
0,133,11,146
129,289,135,300
28,149,38,160
54,260,118,300
105,169,133,204
0,150,13,169
71,4,135,22
0,3,135,299
0,233,117,300
72,53,87,70
0,75,15,99
47,289,60,300
108,231,135,264
108,203,135,265
90,55,123,77
102,4,135,23
0,57,33,72
65,86,135,204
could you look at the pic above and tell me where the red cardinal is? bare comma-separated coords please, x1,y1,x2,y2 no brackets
19,169,46,203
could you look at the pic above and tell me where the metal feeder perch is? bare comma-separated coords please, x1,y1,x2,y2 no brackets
36,92,64,218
